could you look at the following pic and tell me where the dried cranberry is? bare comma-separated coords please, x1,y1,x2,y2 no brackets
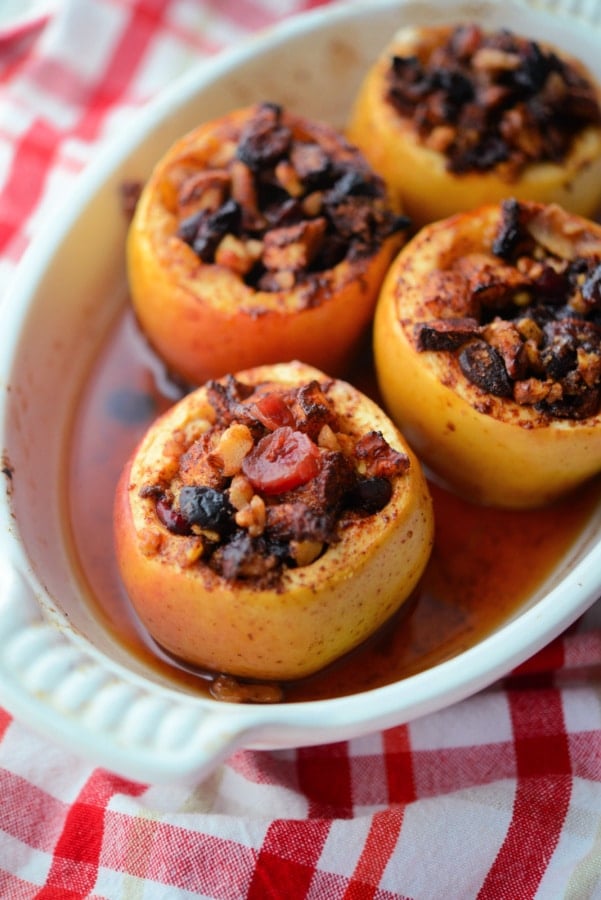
156,497,190,535
251,393,294,430
242,426,321,495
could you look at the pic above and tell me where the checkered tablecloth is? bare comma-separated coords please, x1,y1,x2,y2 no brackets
1,1,601,897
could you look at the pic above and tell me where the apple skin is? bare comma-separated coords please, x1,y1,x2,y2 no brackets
127,106,404,386
113,362,434,682
346,26,601,228
373,205,601,509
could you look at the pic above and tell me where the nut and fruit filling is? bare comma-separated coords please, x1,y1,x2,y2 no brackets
414,199,601,419
385,24,601,177
139,377,409,585
173,102,409,292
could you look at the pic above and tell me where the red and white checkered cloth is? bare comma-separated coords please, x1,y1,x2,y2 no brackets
1,1,601,897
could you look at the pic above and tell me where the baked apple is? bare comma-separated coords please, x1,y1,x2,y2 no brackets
347,23,601,226
127,102,408,385
374,199,601,508
114,361,434,684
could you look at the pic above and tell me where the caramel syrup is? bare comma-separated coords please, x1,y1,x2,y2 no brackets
66,307,600,701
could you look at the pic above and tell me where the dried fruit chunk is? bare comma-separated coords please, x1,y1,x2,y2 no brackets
458,340,513,397
373,200,601,508
114,362,434,682
127,103,408,385
242,426,322,495
347,24,601,226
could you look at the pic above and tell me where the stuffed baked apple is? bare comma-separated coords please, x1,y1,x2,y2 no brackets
347,23,601,226
127,102,408,385
374,199,601,508
114,361,433,683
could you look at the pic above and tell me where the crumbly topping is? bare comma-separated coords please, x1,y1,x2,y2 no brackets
414,199,601,419
174,102,408,290
140,376,409,585
385,24,601,177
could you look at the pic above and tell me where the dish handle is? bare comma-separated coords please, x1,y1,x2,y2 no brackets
0,560,253,784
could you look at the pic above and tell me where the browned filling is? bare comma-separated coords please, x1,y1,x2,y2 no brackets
414,199,601,419
173,102,408,291
385,24,601,177
140,377,409,586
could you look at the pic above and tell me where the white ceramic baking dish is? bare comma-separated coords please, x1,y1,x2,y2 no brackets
1,0,601,784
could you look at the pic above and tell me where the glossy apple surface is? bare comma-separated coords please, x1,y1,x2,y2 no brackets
114,362,434,681
373,202,601,509
347,25,601,228
127,104,405,386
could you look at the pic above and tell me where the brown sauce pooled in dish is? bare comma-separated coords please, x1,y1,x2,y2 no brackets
66,305,600,702
385,23,601,178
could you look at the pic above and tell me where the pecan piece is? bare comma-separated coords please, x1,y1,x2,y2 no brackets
354,431,410,479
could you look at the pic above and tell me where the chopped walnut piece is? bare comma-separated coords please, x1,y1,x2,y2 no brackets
355,431,410,479
425,124,455,153
214,234,263,275
259,269,296,291
173,537,205,568
262,218,327,271
275,159,304,197
211,423,254,477
472,47,520,72
290,538,323,567
138,527,163,557
229,159,261,224
317,424,342,452
178,433,225,488
234,494,266,537
228,473,254,510
577,348,601,388
301,191,323,217
513,377,560,405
